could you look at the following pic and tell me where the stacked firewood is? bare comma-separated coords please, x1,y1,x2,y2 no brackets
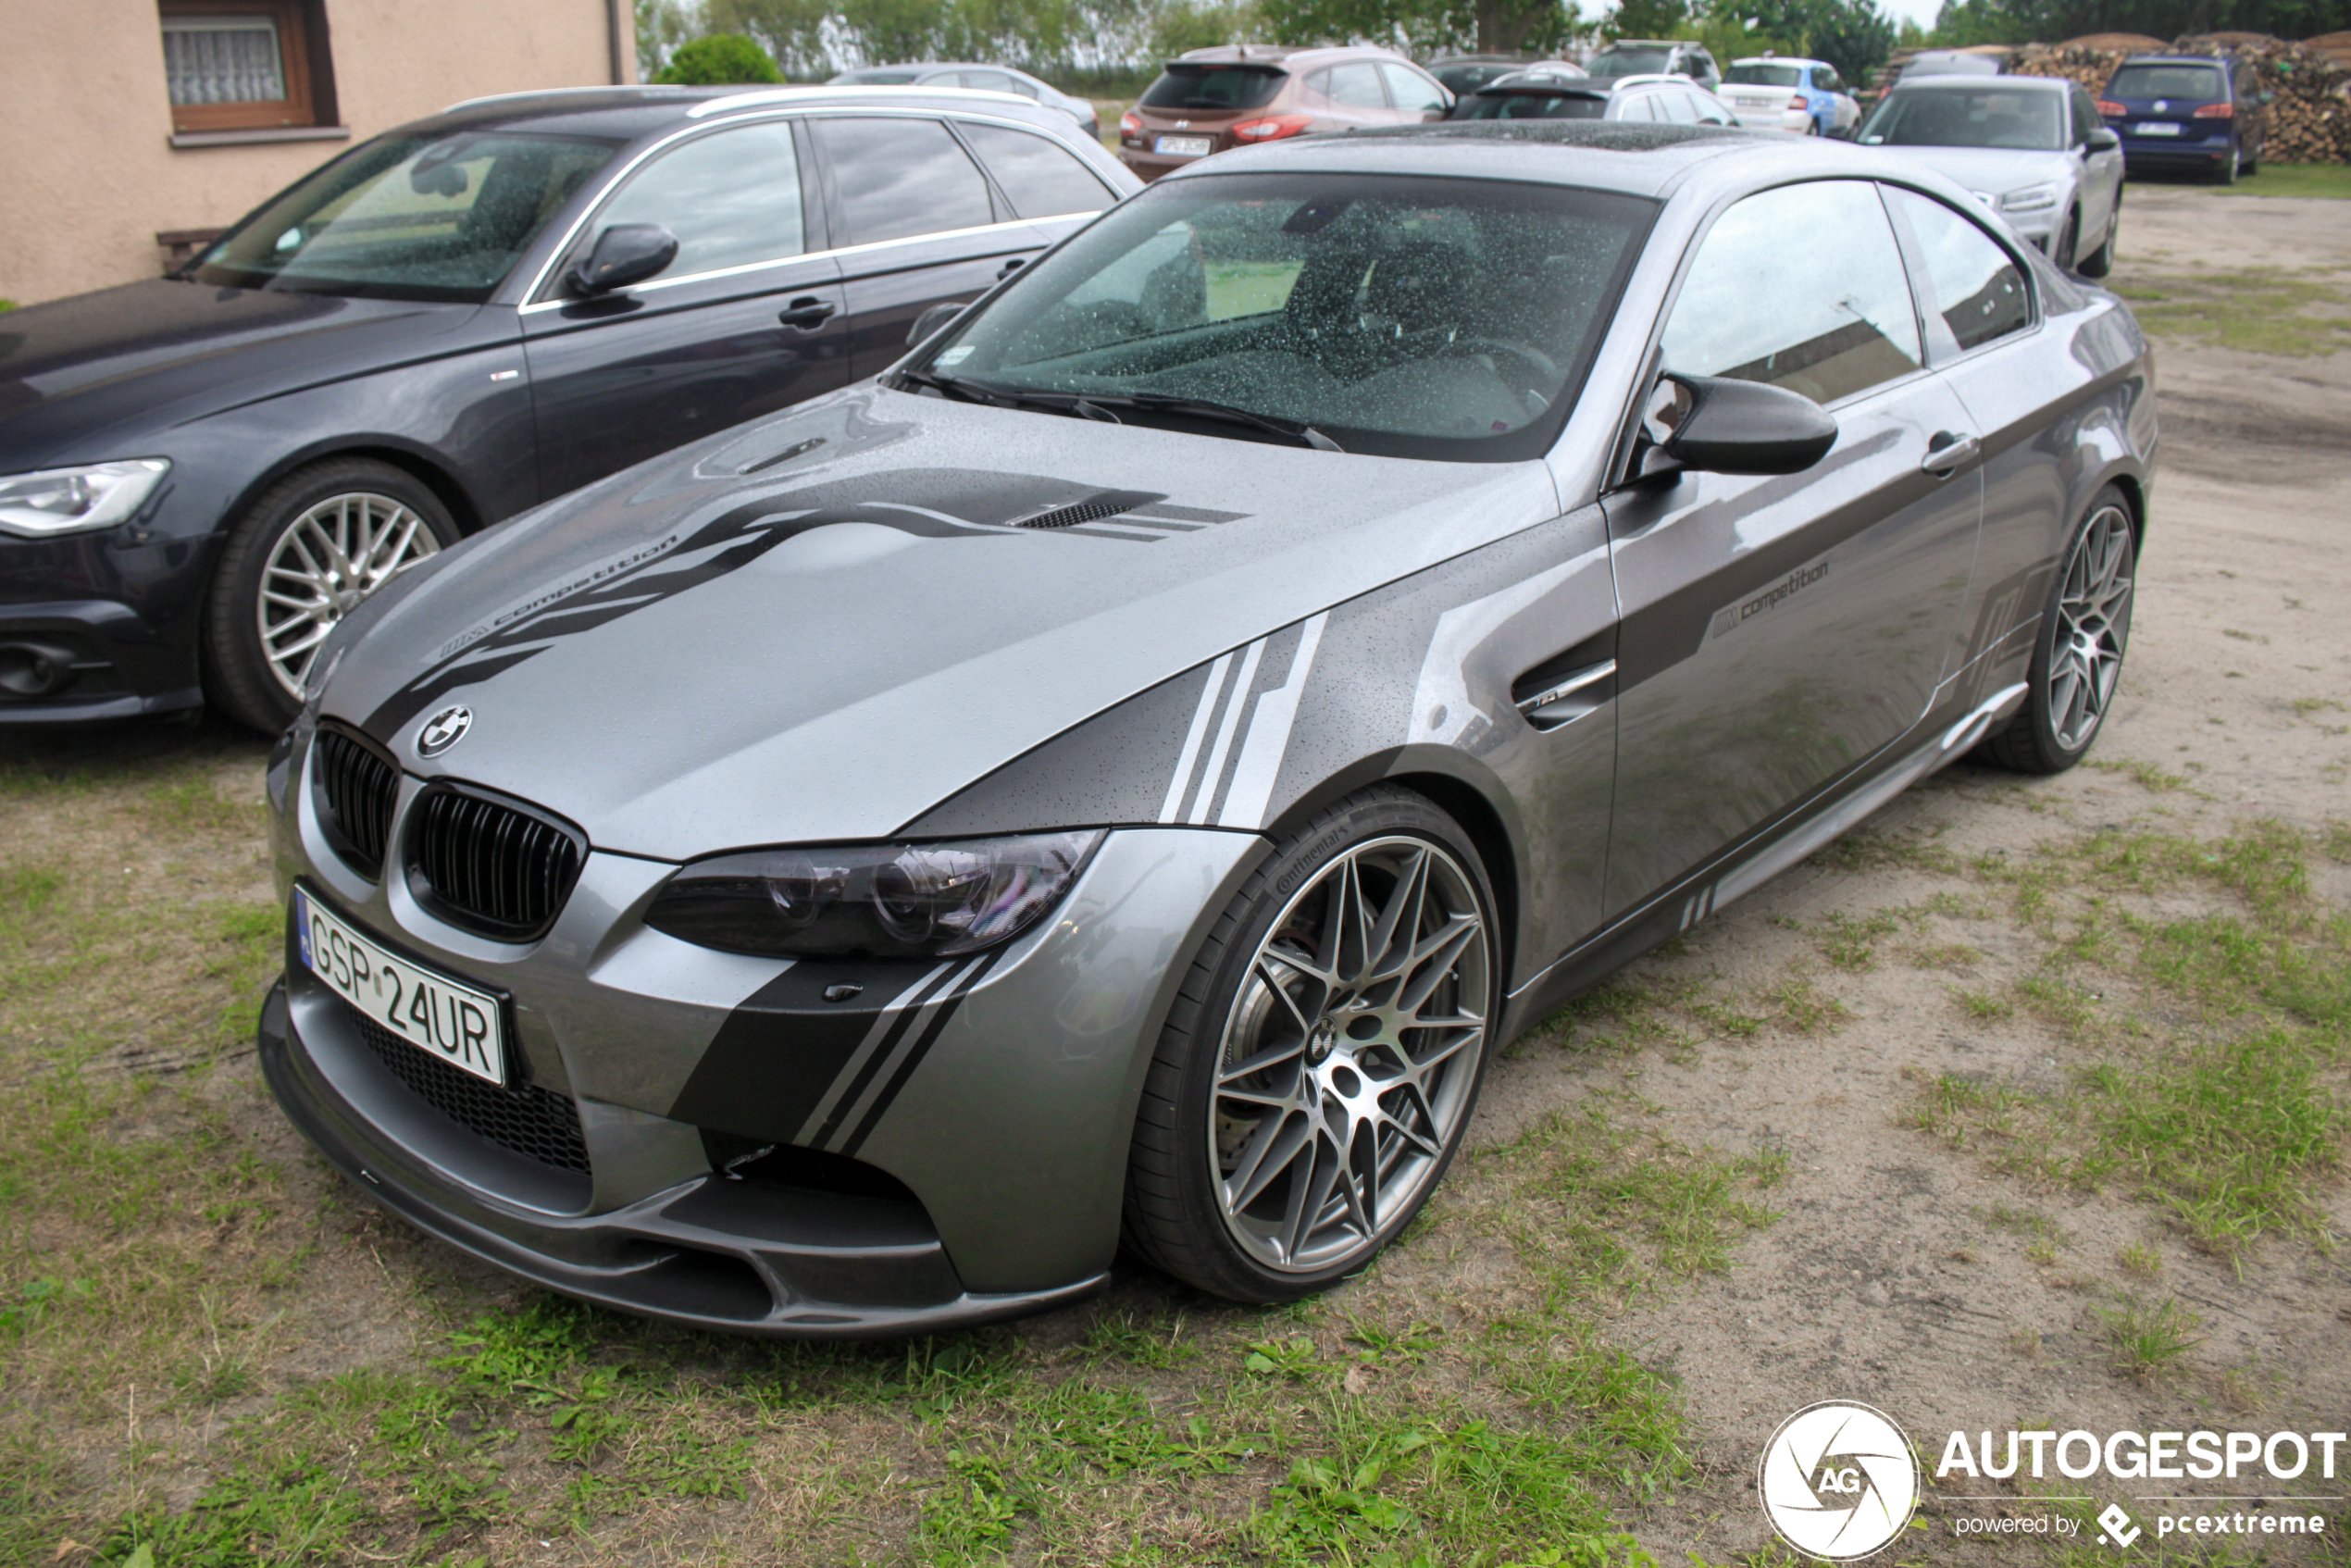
2009,32,2351,162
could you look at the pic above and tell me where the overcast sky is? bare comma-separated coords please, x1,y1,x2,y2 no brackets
1876,0,1942,34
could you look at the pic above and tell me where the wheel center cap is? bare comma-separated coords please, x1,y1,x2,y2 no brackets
1305,1017,1339,1065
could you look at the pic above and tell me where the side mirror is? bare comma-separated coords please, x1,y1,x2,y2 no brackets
2085,127,2121,152
567,224,678,296
906,299,969,347
1640,373,1837,478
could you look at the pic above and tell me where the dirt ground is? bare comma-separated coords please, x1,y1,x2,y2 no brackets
3,181,2346,1566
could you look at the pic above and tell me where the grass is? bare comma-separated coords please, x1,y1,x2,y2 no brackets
2111,267,2351,355
2097,1294,2204,1380
2208,162,2351,200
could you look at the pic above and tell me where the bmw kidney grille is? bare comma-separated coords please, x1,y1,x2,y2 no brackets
313,725,400,879
406,783,586,941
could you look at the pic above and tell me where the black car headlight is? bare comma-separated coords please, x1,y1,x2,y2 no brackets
645,831,1103,959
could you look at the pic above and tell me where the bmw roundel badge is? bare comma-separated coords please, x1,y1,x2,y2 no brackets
417,704,473,758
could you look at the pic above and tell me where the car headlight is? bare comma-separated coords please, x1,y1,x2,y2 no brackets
1998,183,2059,214
0,459,170,539
645,830,1103,959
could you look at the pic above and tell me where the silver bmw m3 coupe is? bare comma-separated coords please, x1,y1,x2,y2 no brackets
261,121,2155,1337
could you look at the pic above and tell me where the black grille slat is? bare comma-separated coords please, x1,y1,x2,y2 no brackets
315,727,398,878
347,1004,591,1175
407,785,584,942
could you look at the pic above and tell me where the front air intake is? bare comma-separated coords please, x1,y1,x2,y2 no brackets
406,782,585,942
313,725,400,878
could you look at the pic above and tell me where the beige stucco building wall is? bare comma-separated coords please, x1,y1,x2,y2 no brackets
0,0,635,307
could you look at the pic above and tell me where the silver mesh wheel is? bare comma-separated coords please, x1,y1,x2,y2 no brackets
2049,503,2134,752
255,491,442,699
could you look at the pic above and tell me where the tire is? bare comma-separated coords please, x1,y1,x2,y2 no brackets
2215,143,2241,185
2079,210,2117,278
2243,138,2258,174
1980,486,2136,775
205,457,460,733
1122,785,1500,1302
2055,210,2080,271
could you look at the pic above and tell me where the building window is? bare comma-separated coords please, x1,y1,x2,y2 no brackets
160,0,334,133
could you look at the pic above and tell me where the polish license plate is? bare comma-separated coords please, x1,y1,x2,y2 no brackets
1155,135,1213,156
293,887,507,1085
2135,121,2181,135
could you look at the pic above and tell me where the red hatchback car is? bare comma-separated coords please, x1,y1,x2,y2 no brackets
1119,45,1452,181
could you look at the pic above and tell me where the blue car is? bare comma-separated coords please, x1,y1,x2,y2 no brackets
2099,54,2269,183
1719,56,1860,137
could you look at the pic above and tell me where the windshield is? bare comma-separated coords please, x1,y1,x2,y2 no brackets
1455,90,1607,120
1435,61,1528,93
906,172,1654,462
191,131,619,302
833,66,926,83
1860,86,2064,150
2106,63,2224,100
1140,66,1286,112
1587,46,1671,78
1727,63,1804,87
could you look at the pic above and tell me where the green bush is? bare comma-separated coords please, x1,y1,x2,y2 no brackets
651,33,781,85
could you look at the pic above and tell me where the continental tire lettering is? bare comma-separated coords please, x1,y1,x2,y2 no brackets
1277,832,1349,895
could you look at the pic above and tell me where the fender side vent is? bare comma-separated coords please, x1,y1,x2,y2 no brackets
1014,490,1167,529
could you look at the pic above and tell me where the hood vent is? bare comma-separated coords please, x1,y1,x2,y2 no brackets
406,782,586,942
314,725,399,879
1014,489,1167,531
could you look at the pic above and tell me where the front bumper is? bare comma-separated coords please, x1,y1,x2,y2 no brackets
0,596,204,721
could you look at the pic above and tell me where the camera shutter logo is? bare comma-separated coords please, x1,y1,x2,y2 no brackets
417,704,472,759
1759,1400,1921,1560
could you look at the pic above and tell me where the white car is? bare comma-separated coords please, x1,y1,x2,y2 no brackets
1858,73,2126,276
830,62,1100,141
1720,56,1860,137
1449,68,1737,126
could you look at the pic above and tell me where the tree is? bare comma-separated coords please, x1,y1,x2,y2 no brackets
704,0,835,77
652,32,786,81
634,0,700,79
1264,0,1584,57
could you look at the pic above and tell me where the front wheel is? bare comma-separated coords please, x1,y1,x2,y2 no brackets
1980,487,2136,775
2079,210,2117,278
1123,786,1499,1301
205,457,459,733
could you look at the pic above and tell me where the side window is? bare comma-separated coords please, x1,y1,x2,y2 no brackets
1325,62,1388,109
1659,90,1699,124
1379,62,1447,116
1661,180,1923,404
814,116,996,246
2069,86,2098,143
588,121,804,280
960,69,1016,93
959,122,1113,218
1883,186,2030,355
1692,93,1735,125
1817,66,1843,93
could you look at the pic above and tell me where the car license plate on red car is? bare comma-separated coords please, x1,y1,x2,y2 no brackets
1155,135,1213,156
293,887,507,1085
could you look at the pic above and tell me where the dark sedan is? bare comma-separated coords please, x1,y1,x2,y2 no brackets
0,84,1135,731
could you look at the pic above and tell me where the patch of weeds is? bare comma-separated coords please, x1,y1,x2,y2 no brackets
1081,1305,1200,1368
2009,1325,2042,1360
1811,827,1964,876
1910,940,1982,970
1907,1076,2028,1150
2121,268,2351,356
0,1275,91,1337
2118,1241,2162,1278
2097,1294,2203,1380
1243,1335,1330,1382
2291,697,2345,719
2085,756,2188,792
143,774,258,837
1817,909,1901,972
1756,970,1852,1035
1954,988,2014,1022
1688,999,1764,1039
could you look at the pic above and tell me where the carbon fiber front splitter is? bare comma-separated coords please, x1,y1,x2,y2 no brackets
258,982,1109,1338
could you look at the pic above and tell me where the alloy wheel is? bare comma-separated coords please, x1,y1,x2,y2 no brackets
2048,504,2134,752
1209,835,1491,1273
256,491,442,699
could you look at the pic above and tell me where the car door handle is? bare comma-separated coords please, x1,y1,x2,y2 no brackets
996,255,1030,280
1922,430,1980,477
1514,658,1617,730
777,297,837,330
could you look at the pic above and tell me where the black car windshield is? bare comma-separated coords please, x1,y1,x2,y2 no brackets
1587,46,1672,77
1435,62,1529,93
1455,90,1608,119
908,172,1654,462
1860,85,2065,149
1727,62,1804,87
1140,65,1286,111
2106,63,2225,99
189,131,620,303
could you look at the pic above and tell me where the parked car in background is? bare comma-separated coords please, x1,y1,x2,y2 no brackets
1583,39,1722,92
1118,45,1450,181
1450,69,1737,125
1720,56,1860,136
1859,74,2124,275
0,84,1135,732
1897,50,2000,81
828,62,1102,142
259,120,2154,1336
2097,54,2268,183
1424,54,1582,95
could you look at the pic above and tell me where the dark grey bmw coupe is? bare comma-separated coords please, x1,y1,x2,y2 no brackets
261,122,2154,1336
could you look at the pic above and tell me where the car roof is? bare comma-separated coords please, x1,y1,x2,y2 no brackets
1611,73,1698,90
1731,55,1829,68
2117,53,2231,65
1595,39,1695,49
1170,44,1397,67
425,82,1051,141
1886,72,2064,91
1168,119,1779,196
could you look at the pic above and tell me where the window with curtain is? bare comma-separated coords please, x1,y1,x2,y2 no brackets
160,0,330,134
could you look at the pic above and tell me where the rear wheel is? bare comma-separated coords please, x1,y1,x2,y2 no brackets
1981,487,2136,775
205,457,459,733
2215,142,2241,184
1122,786,1499,1301
2079,210,2117,278
2055,209,2080,270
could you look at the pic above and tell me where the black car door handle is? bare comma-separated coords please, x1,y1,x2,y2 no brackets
1922,430,1980,477
777,297,838,330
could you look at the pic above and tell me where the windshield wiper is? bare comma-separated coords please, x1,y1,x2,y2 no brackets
1084,392,1346,453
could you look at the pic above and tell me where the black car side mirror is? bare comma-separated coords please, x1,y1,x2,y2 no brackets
1640,373,1838,478
567,224,679,296
906,300,969,347
2085,127,2121,152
